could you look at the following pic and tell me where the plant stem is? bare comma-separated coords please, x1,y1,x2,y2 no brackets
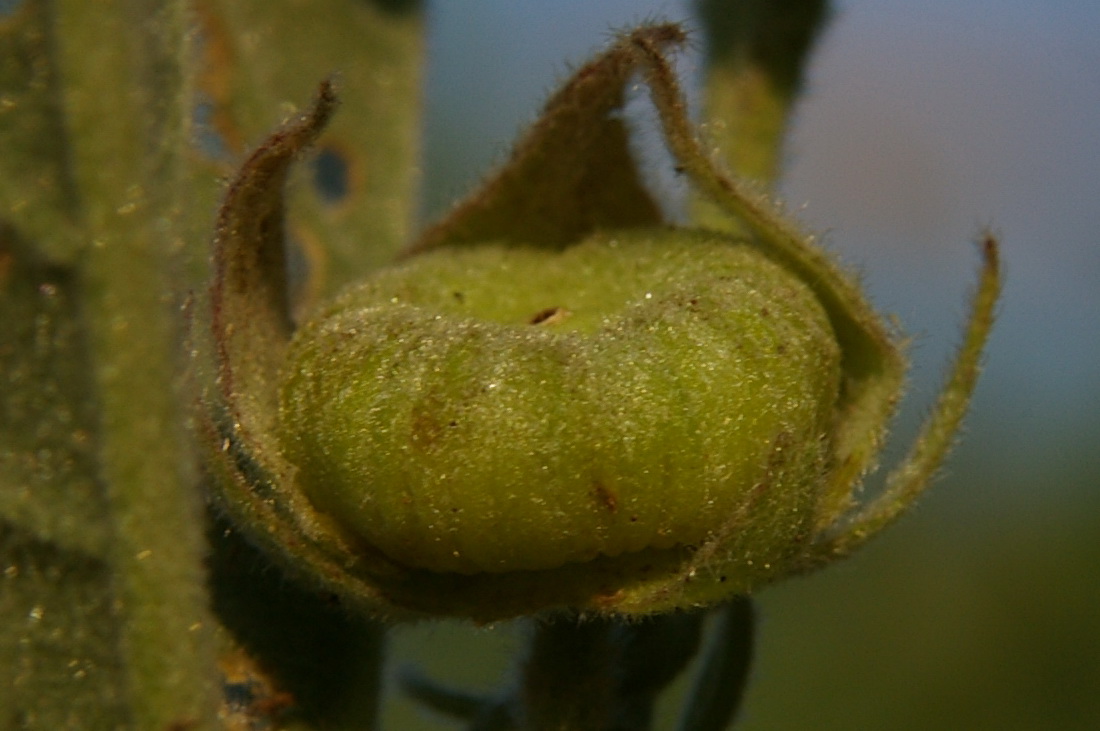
692,0,832,228
519,611,709,731
54,1,222,725
521,615,619,731
677,598,756,731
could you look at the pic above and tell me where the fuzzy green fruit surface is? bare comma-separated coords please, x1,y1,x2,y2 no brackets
279,229,841,583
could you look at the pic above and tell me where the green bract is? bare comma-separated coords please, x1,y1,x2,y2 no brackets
203,25,1000,621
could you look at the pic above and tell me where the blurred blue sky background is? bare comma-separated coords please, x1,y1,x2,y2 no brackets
393,2,1100,728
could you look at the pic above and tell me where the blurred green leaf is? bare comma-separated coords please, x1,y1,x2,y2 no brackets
194,0,425,302
0,1,80,260
0,224,128,729
2,0,425,727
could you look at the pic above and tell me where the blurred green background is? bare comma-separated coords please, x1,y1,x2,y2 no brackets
385,1,1100,729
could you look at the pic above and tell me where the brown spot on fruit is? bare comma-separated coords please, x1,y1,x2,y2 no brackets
410,397,446,450
592,481,619,513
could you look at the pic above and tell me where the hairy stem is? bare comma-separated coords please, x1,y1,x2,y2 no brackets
54,1,222,726
693,0,831,189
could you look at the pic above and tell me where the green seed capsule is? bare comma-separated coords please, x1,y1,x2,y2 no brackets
279,229,841,576
205,25,998,621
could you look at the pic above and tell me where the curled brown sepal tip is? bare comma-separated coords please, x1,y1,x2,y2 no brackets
210,79,339,430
